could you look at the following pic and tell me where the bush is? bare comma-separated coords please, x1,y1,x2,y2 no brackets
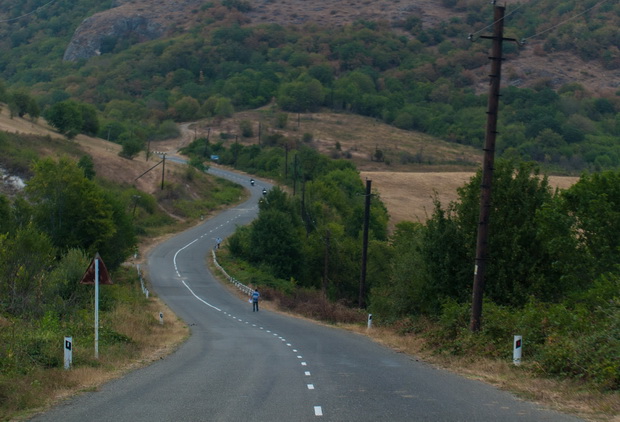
227,225,251,258
275,113,288,129
239,120,254,137
424,282,620,390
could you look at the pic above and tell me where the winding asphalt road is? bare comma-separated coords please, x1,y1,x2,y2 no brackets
30,166,583,422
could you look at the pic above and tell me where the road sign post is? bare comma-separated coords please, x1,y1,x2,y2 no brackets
80,253,113,359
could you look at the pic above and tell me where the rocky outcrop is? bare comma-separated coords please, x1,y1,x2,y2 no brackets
63,0,203,62
63,14,163,61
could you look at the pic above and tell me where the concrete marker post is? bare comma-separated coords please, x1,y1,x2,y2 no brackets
159,312,164,325
513,335,522,366
64,336,73,370
367,314,373,329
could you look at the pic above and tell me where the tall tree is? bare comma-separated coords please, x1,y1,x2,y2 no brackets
44,101,83,138
538,170,620,291
9,89,39,119
26,157,118,259
423,160,557,309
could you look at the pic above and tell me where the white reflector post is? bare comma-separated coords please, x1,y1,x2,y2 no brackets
159,312,164,325
64,336,73,370
513,335,522,365
367,313,373,329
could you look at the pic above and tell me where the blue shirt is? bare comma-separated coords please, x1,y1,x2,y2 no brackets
252,291,260,302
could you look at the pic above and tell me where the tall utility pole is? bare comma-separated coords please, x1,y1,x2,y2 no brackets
258,122,261,146
359,179,371,308
161,153,166,190
323,229,330,295
470,5,514,332
284,143,289,178
293,154,298,196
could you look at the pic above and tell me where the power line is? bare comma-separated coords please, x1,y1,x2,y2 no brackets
468,0,614,45
468,1,527,41
520,0,613,44
0,0,57,23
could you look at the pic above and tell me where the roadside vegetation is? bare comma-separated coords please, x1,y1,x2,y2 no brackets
0,131,244,420
196,140,620,419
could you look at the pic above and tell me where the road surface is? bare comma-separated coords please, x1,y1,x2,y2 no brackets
30,166,582,422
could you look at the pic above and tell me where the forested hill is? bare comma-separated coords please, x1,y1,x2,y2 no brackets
1,0,620,173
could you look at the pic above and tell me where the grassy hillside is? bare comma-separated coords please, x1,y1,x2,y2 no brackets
0,105,579,227
1,1,619,177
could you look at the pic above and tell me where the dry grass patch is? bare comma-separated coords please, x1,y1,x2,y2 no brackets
191,110,482,173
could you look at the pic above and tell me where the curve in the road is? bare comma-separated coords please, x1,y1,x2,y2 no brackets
29,164,584,422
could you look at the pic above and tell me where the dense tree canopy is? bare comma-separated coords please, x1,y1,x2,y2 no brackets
25,157,135,267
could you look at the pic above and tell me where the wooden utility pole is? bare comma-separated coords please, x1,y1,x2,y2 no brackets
258,122,261,145
359,179,371,308
161,153,166,190
284,144,289,178
471,5,513,332
293,154,298,196
322,229,330,295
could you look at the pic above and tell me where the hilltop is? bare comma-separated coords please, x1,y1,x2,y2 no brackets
62,0,620,95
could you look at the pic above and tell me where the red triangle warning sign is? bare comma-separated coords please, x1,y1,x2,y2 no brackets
80,253,113,285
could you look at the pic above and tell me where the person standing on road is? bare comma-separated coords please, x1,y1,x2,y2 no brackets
252,289,260,312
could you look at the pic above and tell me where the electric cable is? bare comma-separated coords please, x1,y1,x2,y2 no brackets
468,1,527,41
519,0,614,45
0,0,57,23
468,0,614,45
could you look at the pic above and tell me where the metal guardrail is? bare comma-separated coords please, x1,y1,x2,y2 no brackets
136,253,252,301
211,249,253,297
136,264,150,298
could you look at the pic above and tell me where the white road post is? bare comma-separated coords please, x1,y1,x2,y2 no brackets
513,335,522,366
64,336,73,370
367,314,373,329
159,312,164,325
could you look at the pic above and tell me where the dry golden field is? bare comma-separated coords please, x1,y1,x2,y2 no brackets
188,109,580,227
361,171,580,228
